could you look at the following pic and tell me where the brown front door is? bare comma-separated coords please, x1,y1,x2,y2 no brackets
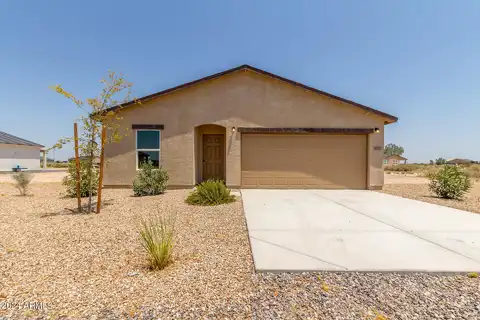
202,134,225,181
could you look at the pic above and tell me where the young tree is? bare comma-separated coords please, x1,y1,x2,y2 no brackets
51,72,139,213
435,157,447,165
384,143,404,157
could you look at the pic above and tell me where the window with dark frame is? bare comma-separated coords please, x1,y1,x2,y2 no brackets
136,130,160,169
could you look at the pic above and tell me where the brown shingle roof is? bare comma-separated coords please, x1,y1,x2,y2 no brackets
105,65,398,124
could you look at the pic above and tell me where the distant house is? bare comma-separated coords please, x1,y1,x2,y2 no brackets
0,131,45,171
383,154,407,166
446,158,475,165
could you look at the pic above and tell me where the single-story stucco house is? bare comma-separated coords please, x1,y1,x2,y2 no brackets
383,154,408,166
0,131,45,171
103,65,398,190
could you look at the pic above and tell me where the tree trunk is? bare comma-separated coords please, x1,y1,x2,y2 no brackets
87,121,96,213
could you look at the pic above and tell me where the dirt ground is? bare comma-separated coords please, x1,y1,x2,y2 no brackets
382,173,480,214
384,173,428,184
0,170,67,183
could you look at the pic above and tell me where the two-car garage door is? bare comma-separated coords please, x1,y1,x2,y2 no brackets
241,134,367,189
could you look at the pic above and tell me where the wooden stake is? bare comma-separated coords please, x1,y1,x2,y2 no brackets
74,123,82,212
96,125,106,214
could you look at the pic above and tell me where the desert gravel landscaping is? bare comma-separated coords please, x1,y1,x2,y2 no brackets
1,181,480,319
381,180,480,214
0,183,253,319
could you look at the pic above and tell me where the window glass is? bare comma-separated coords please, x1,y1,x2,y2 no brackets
138,150,160,168
136,130,160,169
137,130,160,149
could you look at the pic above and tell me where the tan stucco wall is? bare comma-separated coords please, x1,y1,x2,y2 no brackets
104,70,386,188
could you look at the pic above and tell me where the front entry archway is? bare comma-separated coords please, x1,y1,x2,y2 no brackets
195,124,226,183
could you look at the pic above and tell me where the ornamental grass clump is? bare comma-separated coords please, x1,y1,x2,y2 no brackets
137,212,175,270
428,165,471,200
12,171,33,196
185,179,236,206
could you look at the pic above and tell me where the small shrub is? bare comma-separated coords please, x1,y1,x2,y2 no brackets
62,160,99,198
47,162,69,168
137,212,175,270
133,160,169,196
420,166,441,177
384,164,422,172
185,179,236,206
467,272,478,278
428,165,471,200
12,171,33,196
465,164,480,179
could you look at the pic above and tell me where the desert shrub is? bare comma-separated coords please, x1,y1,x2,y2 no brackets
12,171,33,196
428,165,471,200
420,165,441,177
185,179,236,206
133,161,169,196
384,164,422,172
465,164,480,179
62,160,99,198
137,212,175,270
47,162,69,168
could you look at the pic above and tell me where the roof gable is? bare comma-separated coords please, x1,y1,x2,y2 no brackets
384,155,407,160
106,64,398,124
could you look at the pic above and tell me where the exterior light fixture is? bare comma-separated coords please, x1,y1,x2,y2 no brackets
374,127,380,133
232,127,236,133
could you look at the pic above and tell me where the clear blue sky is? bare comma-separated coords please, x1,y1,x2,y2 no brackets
1,0,479,162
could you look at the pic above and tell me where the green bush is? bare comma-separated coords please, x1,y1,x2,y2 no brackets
185,180,236,206
12,171,33,196
137,213,175,270
133,160,169,196
428,165,471,200
62,160,99,198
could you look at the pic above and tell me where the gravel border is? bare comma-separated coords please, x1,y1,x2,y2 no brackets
251,272,480,320
380,183,480,214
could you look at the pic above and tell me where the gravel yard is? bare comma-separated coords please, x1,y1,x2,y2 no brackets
0,170,67,183
381,181,480,214
1,182,480,319
0,183,253,319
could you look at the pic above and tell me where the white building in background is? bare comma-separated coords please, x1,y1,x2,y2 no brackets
0,131,44,171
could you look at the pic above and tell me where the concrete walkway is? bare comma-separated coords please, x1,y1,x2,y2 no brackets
242,189,480,272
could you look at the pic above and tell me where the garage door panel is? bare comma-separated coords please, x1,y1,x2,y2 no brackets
241,134,367,189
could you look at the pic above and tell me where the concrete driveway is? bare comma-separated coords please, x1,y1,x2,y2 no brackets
242,189,480,272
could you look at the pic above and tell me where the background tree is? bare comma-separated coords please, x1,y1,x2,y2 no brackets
51,71,139,213
435,157,447,165
384,143,404,157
